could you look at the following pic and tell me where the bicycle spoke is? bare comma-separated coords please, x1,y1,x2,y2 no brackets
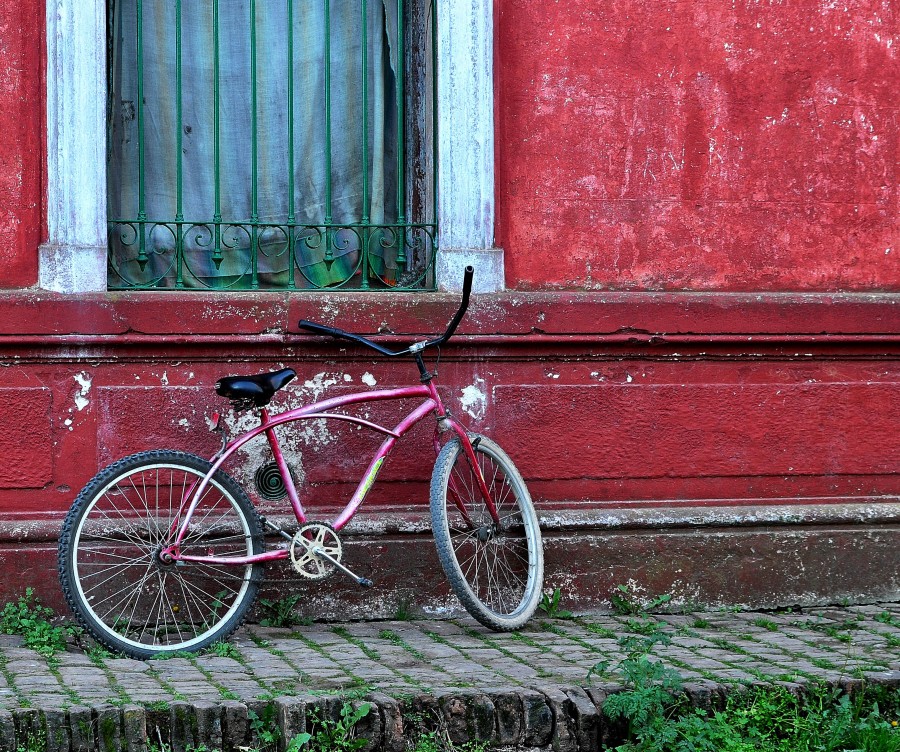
432,436,543,629
62,454,262,656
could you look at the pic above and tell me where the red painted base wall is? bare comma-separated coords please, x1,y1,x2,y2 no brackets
0,292,897,613
496,1,900,291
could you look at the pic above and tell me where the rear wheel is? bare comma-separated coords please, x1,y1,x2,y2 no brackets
58,450,264,658
430,435,543,630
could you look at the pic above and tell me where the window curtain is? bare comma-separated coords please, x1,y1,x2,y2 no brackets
108,0,400,288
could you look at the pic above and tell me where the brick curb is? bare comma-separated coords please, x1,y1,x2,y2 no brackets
1,673,900,752
0,604,899,751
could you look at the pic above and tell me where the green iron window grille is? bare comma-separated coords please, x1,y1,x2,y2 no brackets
107,0,437,290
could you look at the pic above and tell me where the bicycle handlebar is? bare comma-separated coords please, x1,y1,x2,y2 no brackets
297,265,474,357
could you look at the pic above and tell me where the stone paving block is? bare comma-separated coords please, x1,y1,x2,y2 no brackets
0,709,15,752
865,670,900,686
14,707,41,751
533,685,577,752
95,705,122,752
221,701,250,752
41,708,70,752
274,696,306,752
2,607,900,751
436,690,495,746
121,705,147,752
585,685,627,748
352,697,383,752
564,686,600,751
144,706,171,751
67,706,95,752
369,691,405,752
195,700,224,751
486,689,524,747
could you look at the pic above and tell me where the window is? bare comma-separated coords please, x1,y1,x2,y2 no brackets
106,0,436,290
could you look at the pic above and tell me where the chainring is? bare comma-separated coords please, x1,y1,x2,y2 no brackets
290,522,342,580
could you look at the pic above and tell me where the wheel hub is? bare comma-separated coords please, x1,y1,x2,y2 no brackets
154,547,177,568
476,524,496,543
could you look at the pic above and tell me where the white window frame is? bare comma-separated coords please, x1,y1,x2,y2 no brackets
40,0,503,294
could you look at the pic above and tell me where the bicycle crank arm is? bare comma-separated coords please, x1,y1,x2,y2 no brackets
312,546,373,588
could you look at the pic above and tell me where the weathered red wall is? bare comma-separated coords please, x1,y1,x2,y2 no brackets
0,2,896,615
496,1,900,291
0,0,43,287
0,292,897,614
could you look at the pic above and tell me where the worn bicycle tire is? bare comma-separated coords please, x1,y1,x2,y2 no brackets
58,450,265,658
430,435,543,631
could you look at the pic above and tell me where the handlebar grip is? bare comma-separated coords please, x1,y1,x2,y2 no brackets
432,265,474,345
298,320,347,339
462,265,474,297
298,319,398,356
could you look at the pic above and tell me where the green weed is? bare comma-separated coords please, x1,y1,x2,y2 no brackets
538,588,574,619
876,611,900,629
624,617,663,637
85,643,115,663
802,618,860,643
15,729,46,752
610,584,672,616
148,650,193,661
582,621,616,639
0,588,80,657
620,683,899,751
305,701,373,752
205,640,241,659
258,593,305,628
248,704,282,750
394,596,415,621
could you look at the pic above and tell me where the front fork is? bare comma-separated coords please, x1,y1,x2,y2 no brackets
434,414,501,527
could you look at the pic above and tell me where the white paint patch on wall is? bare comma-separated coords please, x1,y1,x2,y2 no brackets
460,376,487,421
73,372,92,411
303,372,339,400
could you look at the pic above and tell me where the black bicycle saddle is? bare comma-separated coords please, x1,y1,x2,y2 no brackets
215,368,296,407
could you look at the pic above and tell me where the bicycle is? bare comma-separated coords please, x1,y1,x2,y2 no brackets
57,267,544,659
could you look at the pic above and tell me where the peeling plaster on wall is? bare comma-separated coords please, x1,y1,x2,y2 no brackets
220,410,297,490
217,375,358,491
73,373,92,412
302,372,339,400
421,594,465,618
460,377,487,421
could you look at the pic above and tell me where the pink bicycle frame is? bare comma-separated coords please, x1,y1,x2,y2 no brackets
160,378,499,567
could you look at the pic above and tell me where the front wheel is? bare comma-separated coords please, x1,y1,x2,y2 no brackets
58,450,265,658
430,435,544,630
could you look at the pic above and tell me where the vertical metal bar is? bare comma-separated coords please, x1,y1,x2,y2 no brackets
324,0,333,262
212,0,223,268
360,0,370,288
286,0,296,288
136,0,147,268
395,0,406,269
250,0,259,288
175,0,185,286
431,0,438,231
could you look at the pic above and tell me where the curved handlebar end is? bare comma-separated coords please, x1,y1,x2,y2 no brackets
462,265,474,294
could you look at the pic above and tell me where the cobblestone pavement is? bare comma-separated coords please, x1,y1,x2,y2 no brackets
1,603,899,711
